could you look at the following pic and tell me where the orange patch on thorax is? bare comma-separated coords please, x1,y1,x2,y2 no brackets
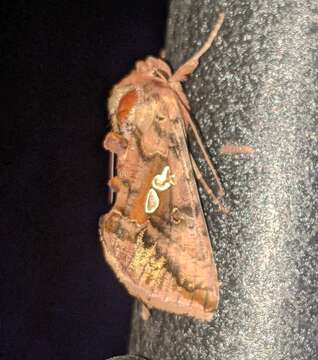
117,89,138,123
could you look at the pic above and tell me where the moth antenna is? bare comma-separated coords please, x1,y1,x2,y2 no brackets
170,12,224,82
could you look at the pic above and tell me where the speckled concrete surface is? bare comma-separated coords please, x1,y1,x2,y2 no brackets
108,356,144,360
128,1,318,359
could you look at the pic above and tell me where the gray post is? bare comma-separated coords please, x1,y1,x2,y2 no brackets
128,1,318,359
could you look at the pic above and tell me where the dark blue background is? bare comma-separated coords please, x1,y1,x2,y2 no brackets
1,2,167,359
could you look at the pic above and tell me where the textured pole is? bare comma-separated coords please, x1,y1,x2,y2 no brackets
128,1,318,359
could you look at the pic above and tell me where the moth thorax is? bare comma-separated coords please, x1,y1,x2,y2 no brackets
117,89,138,123
108,85,138,131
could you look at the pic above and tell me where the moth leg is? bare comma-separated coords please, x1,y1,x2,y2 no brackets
220,144,255,155
190,154,228,214
170,13,224,82
188,119,225,198
108,151,116,205
140,302,151,321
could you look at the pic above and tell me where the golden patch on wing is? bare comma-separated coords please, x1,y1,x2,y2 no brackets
129,227,167,286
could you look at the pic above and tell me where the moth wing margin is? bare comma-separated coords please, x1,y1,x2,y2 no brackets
99,210,218,321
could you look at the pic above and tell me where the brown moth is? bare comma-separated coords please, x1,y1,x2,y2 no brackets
99,14,225,321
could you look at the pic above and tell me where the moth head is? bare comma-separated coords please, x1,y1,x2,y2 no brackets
134,56,190,110
135,57,172,82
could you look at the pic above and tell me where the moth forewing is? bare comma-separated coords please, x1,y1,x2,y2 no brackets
99,13,224,321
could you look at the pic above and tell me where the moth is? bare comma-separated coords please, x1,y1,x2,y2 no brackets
99,14,225,321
